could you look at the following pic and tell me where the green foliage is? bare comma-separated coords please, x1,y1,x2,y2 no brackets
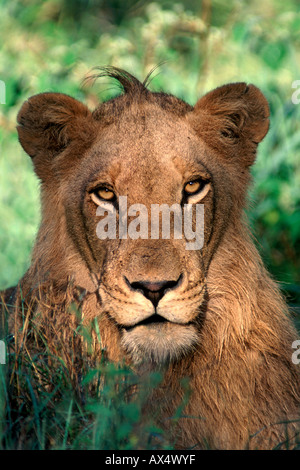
1,360,161,450
0,313,172,450
1,1,299,306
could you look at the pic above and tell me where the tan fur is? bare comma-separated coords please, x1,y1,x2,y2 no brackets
1,68,299,449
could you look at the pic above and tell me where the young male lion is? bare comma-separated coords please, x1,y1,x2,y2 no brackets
1,68,299,449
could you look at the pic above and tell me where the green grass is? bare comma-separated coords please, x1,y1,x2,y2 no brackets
1,354,169,450
0,300,174,450
1,355,166,450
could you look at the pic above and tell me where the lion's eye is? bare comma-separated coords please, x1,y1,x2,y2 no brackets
91,187,116,204
184,180,206,195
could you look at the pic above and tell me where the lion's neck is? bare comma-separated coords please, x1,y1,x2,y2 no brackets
204,220,293,354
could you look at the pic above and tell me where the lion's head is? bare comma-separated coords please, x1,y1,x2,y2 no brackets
16,68,269,365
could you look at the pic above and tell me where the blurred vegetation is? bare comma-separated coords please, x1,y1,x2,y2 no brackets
0,0,300,296
0,1,300,304
0,0,300,451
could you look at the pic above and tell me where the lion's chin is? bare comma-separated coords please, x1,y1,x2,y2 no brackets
121,322,199,365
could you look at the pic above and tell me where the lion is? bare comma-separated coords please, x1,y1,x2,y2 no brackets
1,67,299,450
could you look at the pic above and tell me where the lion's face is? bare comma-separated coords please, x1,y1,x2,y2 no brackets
17,72,269,364
63,104,244,364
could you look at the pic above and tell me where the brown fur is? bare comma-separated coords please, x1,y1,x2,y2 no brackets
1,68,299,449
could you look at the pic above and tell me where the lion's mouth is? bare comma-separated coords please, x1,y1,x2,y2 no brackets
121,317,199,364
124,313,169,331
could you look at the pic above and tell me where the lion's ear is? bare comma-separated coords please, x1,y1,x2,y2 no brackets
17,92,95,180
191,83,270,166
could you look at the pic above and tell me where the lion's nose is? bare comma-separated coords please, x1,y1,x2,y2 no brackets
128,277,182,308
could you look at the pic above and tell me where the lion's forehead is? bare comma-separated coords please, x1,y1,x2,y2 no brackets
93,105,201,158
84,114,209,198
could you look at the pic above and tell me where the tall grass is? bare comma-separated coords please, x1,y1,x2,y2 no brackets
0,298,174,450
